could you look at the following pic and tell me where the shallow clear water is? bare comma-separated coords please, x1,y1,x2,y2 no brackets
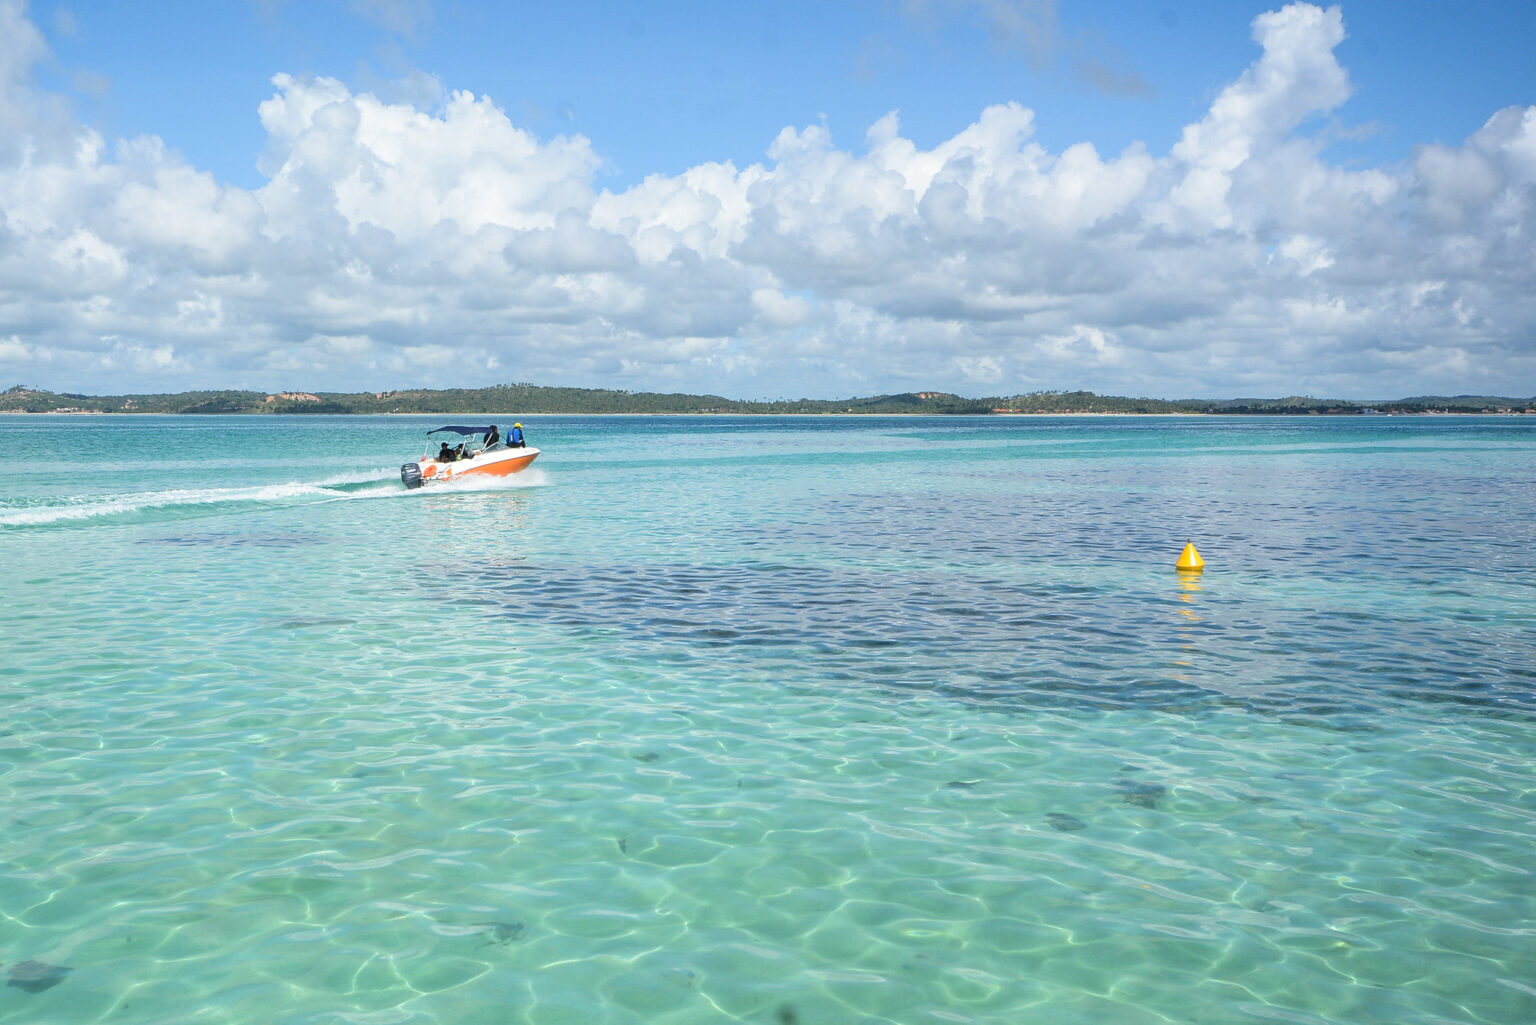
2,413,1533,1024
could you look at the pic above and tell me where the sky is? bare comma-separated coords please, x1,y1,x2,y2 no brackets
2,0,1533,401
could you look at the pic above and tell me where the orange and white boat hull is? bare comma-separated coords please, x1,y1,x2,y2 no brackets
404,446,539,487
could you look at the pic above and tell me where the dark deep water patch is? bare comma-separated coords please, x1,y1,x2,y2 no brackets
424,559,1535,719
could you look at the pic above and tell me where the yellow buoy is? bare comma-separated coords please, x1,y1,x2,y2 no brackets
1175,542,1204,572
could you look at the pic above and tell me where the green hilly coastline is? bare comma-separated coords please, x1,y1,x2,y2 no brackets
3,384,1532,416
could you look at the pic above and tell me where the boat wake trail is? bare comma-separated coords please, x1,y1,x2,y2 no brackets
1,462,552,528
0,473,402,528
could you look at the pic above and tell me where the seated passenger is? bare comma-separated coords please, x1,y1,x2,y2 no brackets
437,442,453,462
509,422,525,448
453,443,467,461
484,425,500,449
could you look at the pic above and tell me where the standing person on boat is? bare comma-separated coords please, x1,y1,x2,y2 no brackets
484,424,500,449
509,423,525,448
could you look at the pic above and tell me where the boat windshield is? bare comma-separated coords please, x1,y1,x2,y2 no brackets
422,425,498,460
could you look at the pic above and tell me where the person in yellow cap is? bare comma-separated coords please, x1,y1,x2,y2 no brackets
509,422,525,448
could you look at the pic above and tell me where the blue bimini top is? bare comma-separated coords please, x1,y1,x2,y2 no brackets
428,425,494,436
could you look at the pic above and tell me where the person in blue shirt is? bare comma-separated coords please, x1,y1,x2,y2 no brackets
509,423,525,448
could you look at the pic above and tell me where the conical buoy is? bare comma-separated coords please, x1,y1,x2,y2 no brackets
1175,542,1204,572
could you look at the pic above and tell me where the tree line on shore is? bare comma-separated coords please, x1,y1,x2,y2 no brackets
3,383,1531,416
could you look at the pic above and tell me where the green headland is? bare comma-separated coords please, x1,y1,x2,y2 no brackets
3,384,1532,416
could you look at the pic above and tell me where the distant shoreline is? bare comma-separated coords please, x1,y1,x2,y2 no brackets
4,408,1531,419
2,384,1531,417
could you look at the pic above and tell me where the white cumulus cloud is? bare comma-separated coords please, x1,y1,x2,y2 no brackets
0,0,1531,399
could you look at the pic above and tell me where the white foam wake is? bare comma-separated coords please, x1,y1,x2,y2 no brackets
0,467,549,526
0,481,342,527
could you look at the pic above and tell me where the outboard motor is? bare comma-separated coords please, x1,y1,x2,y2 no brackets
400,462,424,489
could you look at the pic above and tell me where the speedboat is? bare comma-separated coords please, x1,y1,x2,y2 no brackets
400,425,539,488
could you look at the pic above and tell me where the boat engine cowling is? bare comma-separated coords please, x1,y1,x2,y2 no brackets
400,462,424,489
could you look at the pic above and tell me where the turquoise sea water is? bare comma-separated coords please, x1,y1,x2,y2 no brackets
2,413,1533,1024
